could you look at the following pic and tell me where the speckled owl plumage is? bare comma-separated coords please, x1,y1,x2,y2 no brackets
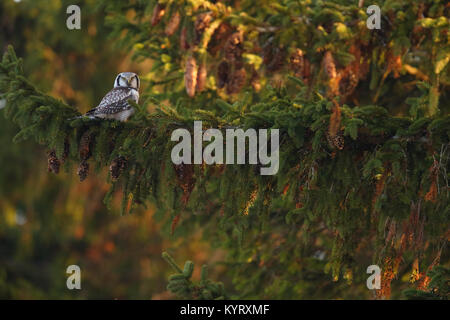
83,72,140,122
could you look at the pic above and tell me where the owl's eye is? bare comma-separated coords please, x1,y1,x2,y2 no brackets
118,76,128,87
115,74,126,87
130,76,139,89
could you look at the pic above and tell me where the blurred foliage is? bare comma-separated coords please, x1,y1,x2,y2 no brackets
403,265,449,300
162,252,228,299
0,0,449,300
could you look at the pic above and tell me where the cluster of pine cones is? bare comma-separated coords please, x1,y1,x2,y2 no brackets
150,3,382,100
150,4,317,97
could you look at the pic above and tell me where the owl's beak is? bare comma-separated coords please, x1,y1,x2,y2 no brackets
126,76,133,86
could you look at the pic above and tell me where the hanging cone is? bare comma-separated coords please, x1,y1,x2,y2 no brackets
226,67,246,94
338,69,359,97
323,51,338,96
217,60,229,89
110,156,127,180
165,11,181,36
151,3,165,26
180,27,190,50
185,55,198,97
194,12,213,43
323,50,337,79
79,130,92,161
224,31,244,62
47,150,60,174
77,160,89,182
326,132,344,150
196,61,207,92
208,22,233,56
173,163,196,206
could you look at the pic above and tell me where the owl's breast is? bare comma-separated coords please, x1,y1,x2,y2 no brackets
130,88,139,103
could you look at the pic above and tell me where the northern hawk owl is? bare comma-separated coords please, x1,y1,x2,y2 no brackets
82,72,140,121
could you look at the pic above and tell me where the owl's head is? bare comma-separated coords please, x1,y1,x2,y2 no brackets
114,72,140,90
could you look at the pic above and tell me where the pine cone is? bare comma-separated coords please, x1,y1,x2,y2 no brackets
194,12,213,43
323,51,337,79
180,27,190,50
165,11,180,36
323,51,338,96
208,22,233,56
338,69,359,97
326,132,344,150
224,31,244,62
173,163,196,206
196,61,207,92
185,56,198,97
110,156,127,180
217,60,229,89
77,160,89,182
226,67,246,94
47,150,60,174
151,3,165,26
79,130,92,161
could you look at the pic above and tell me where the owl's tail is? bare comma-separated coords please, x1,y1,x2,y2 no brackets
67,108,97,121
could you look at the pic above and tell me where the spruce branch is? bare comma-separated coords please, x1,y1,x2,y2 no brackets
162,251,228,300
